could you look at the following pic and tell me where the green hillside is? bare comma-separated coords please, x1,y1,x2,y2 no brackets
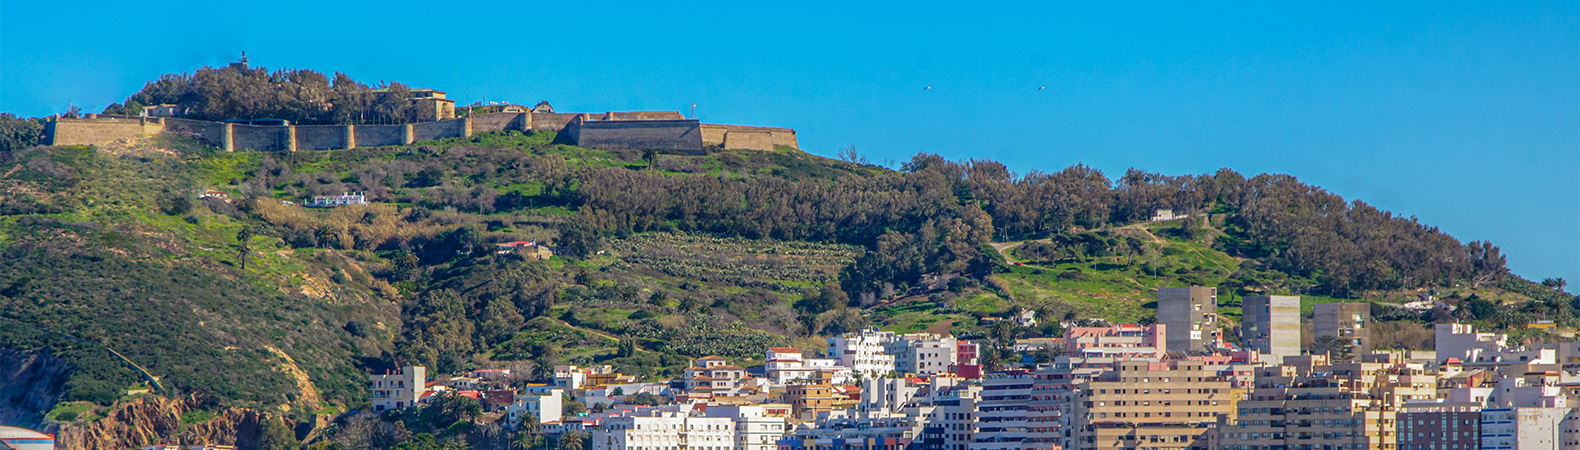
1,124,1574,433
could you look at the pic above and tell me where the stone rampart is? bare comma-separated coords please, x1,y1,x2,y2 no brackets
700,124,798,150
44,117,163,146
471,112,530,133
565,118,704,154
294,125,350,151
721,129,775,151
356,125,406,147
231,124,290,151
532,112,589,132
413,119,468,142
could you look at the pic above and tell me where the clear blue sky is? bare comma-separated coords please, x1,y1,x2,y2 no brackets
3,1,1576,284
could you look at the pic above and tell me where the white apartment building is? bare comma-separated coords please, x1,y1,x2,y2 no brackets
895,334,959,375
829,328,899,378
704,405,788,450
592,412,735,450
369,366,426,411
1482,407,1566,449
1436,323,1509,364
507,388,563,428
970,370,1034,450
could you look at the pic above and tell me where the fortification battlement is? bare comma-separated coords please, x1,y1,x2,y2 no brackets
43,103,799,153
44,112,531,152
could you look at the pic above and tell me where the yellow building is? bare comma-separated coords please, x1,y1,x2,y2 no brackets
1071,360,1235,450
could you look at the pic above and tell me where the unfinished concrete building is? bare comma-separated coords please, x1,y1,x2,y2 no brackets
1240,295,1301,364
1157,286,1218,354
1314,302,1372,355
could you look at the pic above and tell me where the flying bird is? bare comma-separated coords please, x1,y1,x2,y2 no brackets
1038,85,1046,90
923,85,932,91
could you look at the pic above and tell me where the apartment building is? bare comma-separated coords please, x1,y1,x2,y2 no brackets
1481,407,1566,450
704,405,789,450
1157,287,1219,354
1314,303,1372,354
1396,402,1480,450
829,329,900,378
1241,295,1301,364
970,370,1034,450
888,334,959,375
1435,323,1509,364
786,383,837,421
369,366,426,411
1061,323,1166,359
1070,360,1232,450
1220,356,1436,450
592,411,735,450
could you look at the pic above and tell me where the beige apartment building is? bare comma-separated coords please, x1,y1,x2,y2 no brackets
1241,295,1302,364
1219,355,1435,450
1314,302,1372,355
1071,360,1234,450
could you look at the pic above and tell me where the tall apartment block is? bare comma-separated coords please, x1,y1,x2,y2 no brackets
1240,295,1301,364
1157,287,1218,354
1070,360,1234,450
1314,302,1371,354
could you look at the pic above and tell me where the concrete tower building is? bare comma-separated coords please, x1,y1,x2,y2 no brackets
1157,286,1218,354
1241,295,1302,364
1314,302,1371,355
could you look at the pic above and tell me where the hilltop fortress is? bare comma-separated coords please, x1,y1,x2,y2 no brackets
43,99,797,154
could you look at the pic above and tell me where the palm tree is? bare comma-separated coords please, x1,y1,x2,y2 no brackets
559,430,585,450
236,227,253,270
513,413,540,450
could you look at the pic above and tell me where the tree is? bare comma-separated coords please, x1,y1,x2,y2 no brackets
558,430,586,450
513,415,541,450
677,297,702,314
1032,345,1059,364
259,416,298,450
236,227,254,270
616,339,636,358
0,113,43,152
1543,278,1569,292
1314,335,1355,363
642,148,659,169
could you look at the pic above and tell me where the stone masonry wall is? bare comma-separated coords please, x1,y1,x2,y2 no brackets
294,125,349,150
531,112,588,132
721,129,775,151
471,112,530,133
566,119,704,154
700,124,798,150
45,118,160,146
356,125,405,147
232,124,289,151
413,119,467,142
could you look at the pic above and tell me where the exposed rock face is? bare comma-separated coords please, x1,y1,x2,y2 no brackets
54,396,268,450
0,348,69,429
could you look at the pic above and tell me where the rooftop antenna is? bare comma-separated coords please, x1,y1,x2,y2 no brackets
691,102,696,119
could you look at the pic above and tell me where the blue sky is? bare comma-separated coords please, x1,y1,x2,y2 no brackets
3,1,1576,284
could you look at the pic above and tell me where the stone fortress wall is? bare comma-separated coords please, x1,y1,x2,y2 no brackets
46,106,797,153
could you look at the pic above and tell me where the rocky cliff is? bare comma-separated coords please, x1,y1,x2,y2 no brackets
53,397,269,450
0,348,69,429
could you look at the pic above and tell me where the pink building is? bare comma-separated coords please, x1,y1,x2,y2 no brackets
1062,324,1166,358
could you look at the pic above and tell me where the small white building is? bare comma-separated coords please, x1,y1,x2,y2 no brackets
507,388,564,428
306,192,368,208
1149,209,1181,221
369,366,426,411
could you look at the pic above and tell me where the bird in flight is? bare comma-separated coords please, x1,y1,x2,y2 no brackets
1038,85,1046,90
923,85,932,91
